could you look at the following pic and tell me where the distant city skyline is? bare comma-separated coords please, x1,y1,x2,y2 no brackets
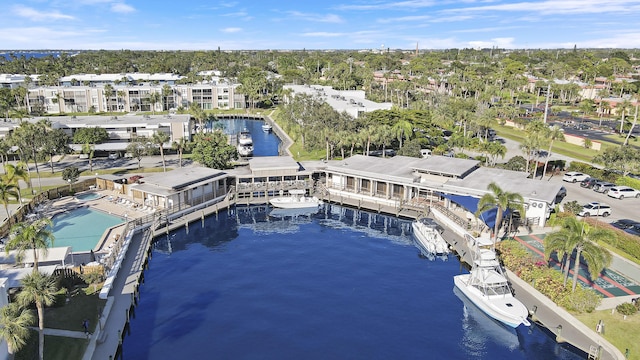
2,0,640,50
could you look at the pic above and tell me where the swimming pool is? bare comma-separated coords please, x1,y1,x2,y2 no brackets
49,207,124,252
76,192,102,201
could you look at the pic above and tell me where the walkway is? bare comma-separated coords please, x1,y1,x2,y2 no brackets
513,234,640,304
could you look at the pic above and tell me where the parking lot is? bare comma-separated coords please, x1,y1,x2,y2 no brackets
555,174,640,225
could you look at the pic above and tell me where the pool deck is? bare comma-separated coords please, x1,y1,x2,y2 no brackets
43,190,149,254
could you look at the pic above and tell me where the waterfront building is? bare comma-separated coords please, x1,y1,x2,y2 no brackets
318,154,560,228
0,114,191,154
283,84,392,118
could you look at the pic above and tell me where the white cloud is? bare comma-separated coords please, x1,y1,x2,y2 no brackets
13,5,75,21
336,0,436,11
377,15,431,24
287,11,344,23
111,2,135,13
221,27,242,33
301,32,345,37
445,0,640,15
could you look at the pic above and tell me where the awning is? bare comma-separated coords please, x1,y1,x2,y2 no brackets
439,193,502,230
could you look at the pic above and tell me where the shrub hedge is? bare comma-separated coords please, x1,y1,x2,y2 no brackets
497,239,602,313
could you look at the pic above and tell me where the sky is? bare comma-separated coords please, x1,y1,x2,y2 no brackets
3,0,640,50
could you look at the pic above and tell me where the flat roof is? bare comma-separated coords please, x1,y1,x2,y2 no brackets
249,156,300,172
0,265,59,288
444,167,562,203
137,166,227,190
411,156,480,178
0,247,71,265
326,155,479,182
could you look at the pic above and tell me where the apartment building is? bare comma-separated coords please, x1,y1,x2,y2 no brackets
18,72,245,115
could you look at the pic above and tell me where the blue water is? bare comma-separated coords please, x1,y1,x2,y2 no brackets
122,205,585,360
49,207,123,252
0,51,81,60
75,192,102,201
208,118,281,156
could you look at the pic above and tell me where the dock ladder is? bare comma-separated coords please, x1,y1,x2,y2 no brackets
587,345,600,360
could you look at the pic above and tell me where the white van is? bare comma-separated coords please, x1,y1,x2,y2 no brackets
420,149,432,158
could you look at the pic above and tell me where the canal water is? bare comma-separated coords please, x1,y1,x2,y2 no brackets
122,205,585,360
208,118,281,156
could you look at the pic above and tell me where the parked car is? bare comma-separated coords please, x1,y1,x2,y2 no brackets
556,186,567,198
624,224,640,237
607,186,640,199
563,171,590,183
578,202,611,217
108,152,120,160
592,182,615,194
611,219,640,230
580,178,600,188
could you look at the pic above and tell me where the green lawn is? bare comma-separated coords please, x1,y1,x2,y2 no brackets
573,309,640,360
14,286,105,360
44,285,106,332
495,124,606,163
17,332,88,360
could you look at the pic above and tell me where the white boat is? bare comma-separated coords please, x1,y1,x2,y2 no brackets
262,123,273,132
453,287,520,351
453,239,530,328
411,218,450,255
269,189,323,209
238,128,253,145
237,144,253,157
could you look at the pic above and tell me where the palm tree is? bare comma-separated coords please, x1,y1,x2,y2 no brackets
525,120,547,179
544,222,582,286
116,90,126,112
16,271,58,360
6,218,54,273
617,99,632,134
623,105,638,146
544,217,612,292
475,182,525,242
151,131,170,172
0,181,19,219
149,91,162,115
0,302,35,359
171,138,191,168
541,125,565,179
392,119,414,148
189,102,206,133
103,84,114,113
3,162,30,203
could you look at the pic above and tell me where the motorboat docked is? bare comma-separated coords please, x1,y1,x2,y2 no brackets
238,128,253,145
453,287,520,351
237,143,253,157
262,123,273,132
269,189,323,209
411,217,449,255
453,235,530,328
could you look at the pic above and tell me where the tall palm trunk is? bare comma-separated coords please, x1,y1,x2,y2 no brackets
563,253,572,286
37,301,44,360
571,247,583,291
542,141,554,179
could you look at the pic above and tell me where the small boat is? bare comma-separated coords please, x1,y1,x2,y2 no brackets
453,241,530,328
238,128,253,145
237,144,254,157
262,123,273,132
411,217,449,255
270,189,323,209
